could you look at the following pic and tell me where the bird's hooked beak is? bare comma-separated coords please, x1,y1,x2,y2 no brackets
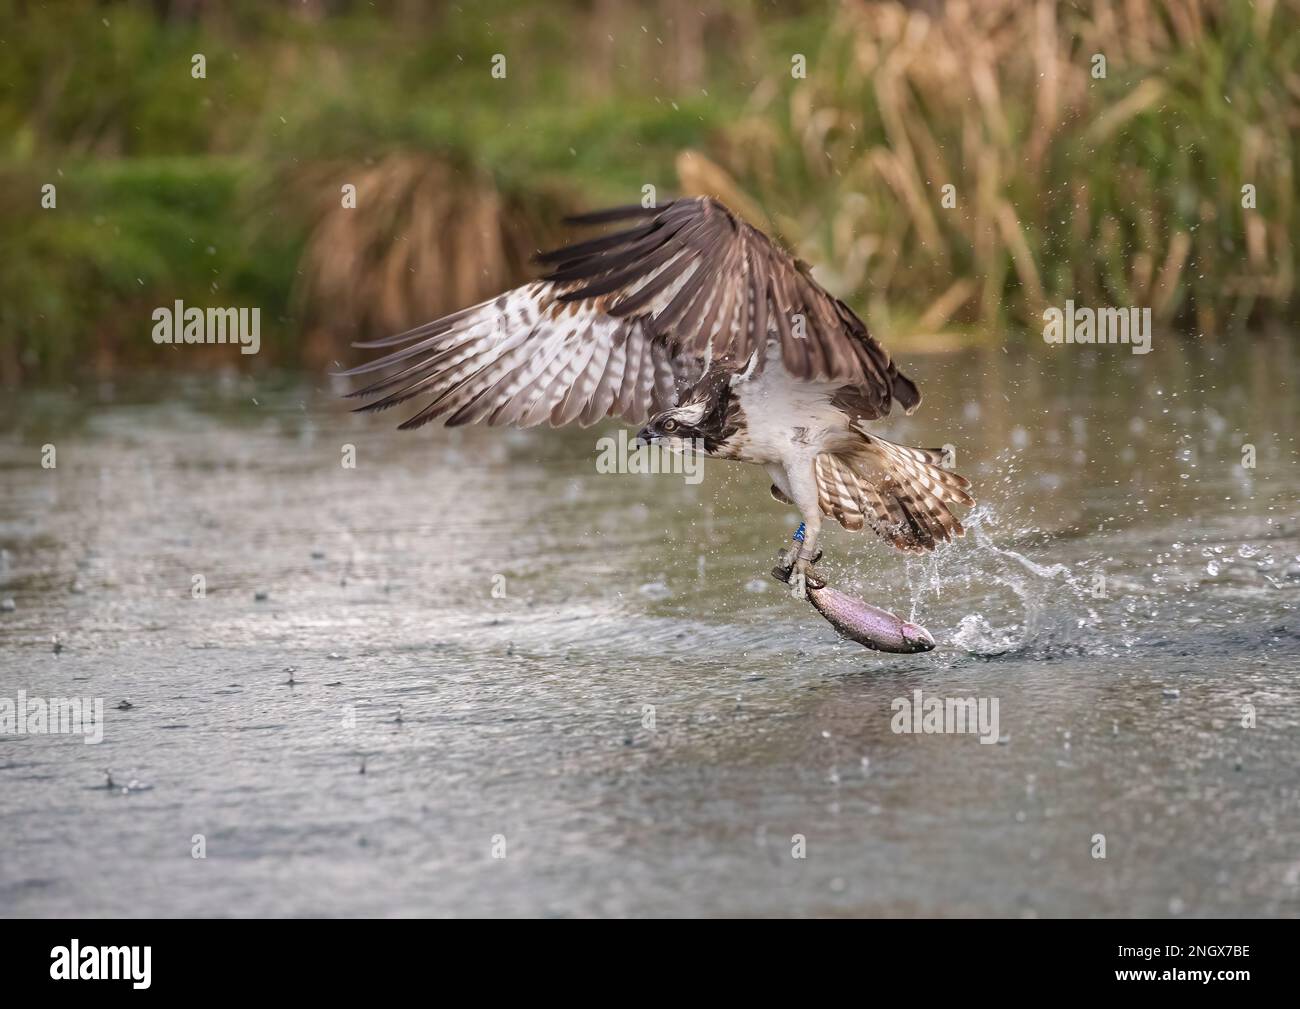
634,424,656,447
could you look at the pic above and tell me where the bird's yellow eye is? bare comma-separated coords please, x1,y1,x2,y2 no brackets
663,418,679,433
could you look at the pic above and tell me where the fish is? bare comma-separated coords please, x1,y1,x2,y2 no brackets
806,583,935,653
772,562,935,653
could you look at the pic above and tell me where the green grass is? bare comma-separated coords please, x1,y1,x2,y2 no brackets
0,158,302,375
1,0,1295,380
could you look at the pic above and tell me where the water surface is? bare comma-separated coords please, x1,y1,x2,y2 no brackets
1,339,1297,917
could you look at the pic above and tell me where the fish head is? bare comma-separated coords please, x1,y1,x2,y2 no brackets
898,621,936,653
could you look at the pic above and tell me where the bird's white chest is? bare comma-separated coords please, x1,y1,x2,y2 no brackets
731,358,844,466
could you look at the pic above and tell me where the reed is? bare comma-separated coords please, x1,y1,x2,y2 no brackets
283,154,572,369
720,0,1299,339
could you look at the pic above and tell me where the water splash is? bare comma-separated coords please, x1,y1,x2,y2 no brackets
951,613,1021,657
905,507,1090,658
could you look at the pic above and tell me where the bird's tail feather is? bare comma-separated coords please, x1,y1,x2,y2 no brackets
814,435,974,552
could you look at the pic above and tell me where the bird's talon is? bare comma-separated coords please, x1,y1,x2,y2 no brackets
792,557,825,591
772,542,824,588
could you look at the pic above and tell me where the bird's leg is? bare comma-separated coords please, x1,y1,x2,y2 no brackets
792,519,825,591
776,523,803,571
772,522,824,591
770,462,825,592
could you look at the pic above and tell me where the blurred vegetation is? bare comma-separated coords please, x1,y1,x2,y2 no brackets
1,0,1297,381
733,0,1300,342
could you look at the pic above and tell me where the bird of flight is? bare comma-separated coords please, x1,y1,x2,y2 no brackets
339,197,972,595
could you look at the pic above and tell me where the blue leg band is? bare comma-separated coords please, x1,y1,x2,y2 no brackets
793,522,806,543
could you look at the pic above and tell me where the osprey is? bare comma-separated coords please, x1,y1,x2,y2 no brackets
340,197,972,587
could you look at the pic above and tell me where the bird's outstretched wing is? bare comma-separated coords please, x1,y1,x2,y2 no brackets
338,196,920,429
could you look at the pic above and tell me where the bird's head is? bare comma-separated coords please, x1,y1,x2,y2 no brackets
636,370,740,456
635,398,711,449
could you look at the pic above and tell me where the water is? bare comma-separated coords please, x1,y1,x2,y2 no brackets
1,339,1297,917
